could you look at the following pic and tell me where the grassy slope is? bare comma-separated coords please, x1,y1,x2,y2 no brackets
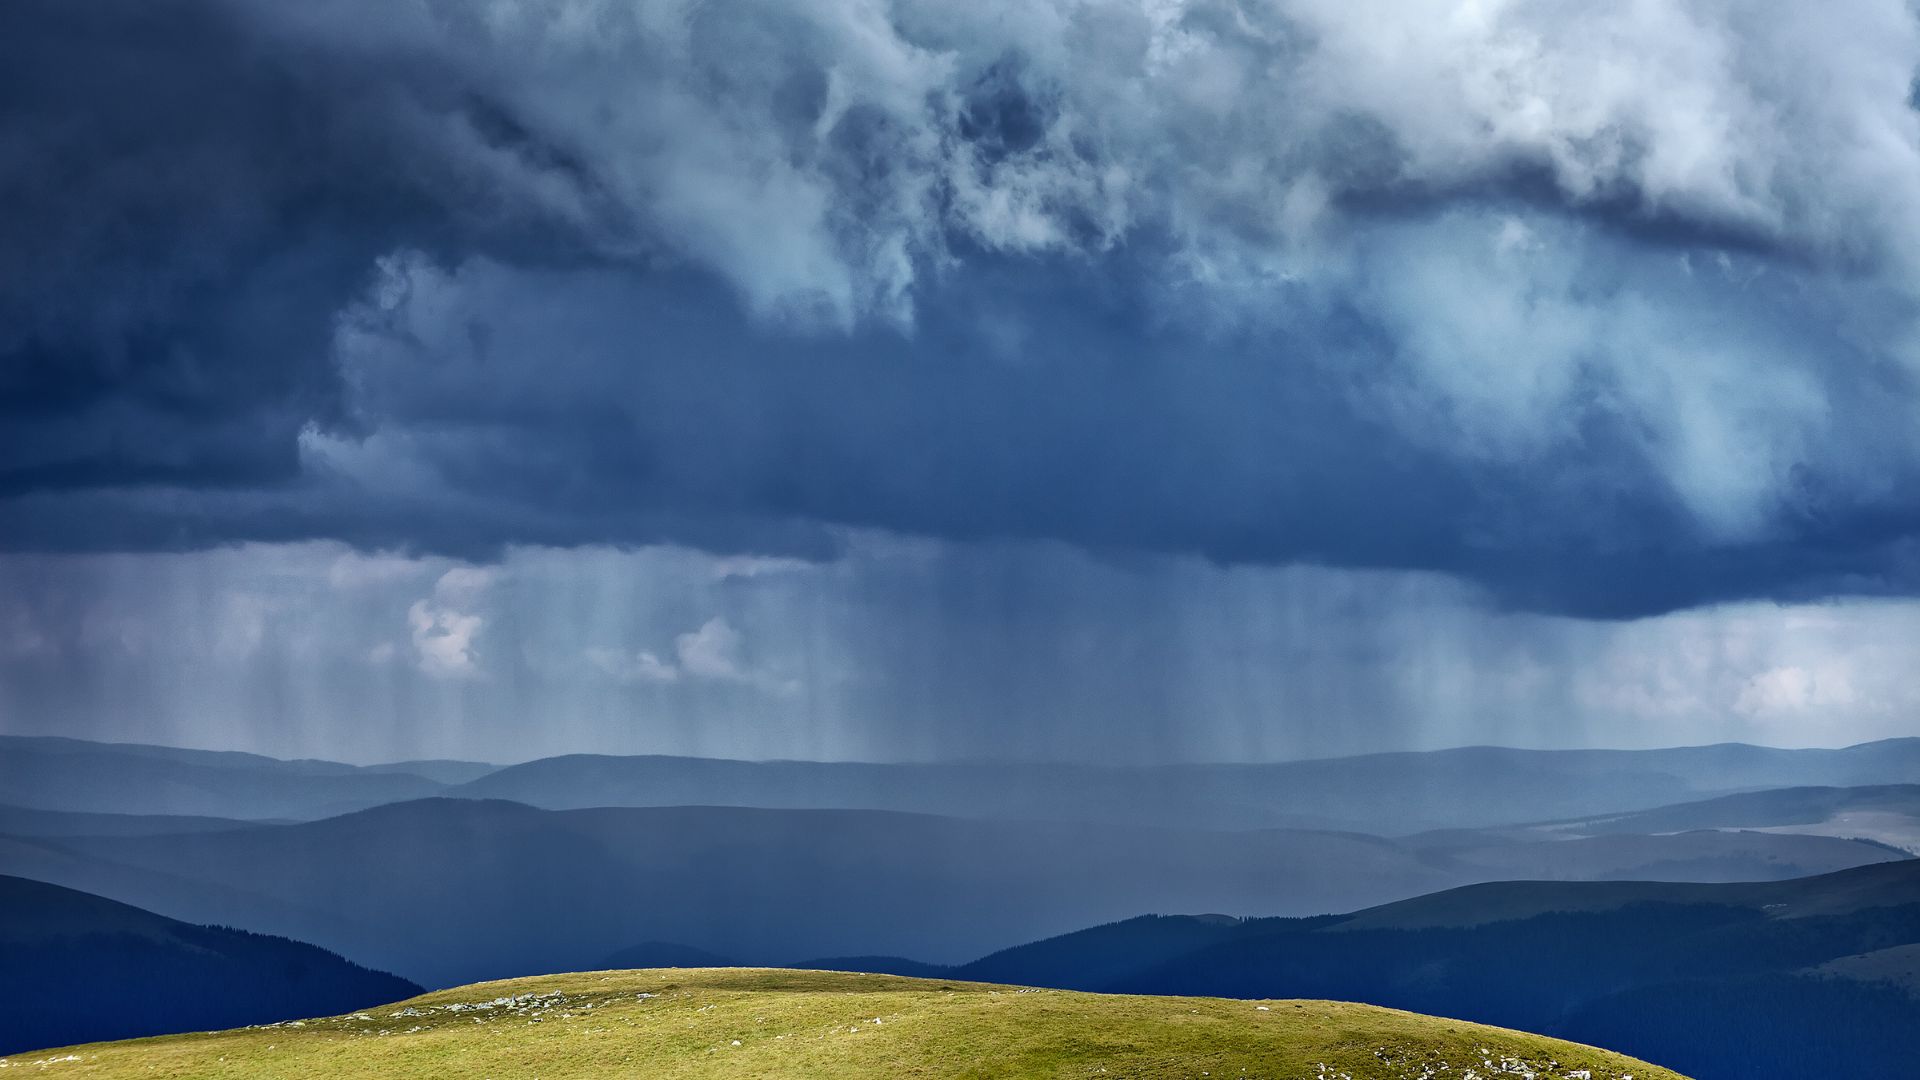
6,968,1687,1079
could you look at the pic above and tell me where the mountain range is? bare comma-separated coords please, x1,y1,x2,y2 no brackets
940,860,1920,1080
0,795,1905,988
9,734,1920,833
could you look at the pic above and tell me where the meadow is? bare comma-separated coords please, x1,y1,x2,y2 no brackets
4,968,1688,1080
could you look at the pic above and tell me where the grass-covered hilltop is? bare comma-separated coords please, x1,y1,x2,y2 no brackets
7,968,1686,1080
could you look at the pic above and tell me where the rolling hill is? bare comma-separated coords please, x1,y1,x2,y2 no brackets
0,875,418,1056
4,967,1687,1080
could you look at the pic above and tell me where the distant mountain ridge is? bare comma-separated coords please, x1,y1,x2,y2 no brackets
943,858,1920,984
1536,784,1920,853
0,803,262,838
923,861,1920,1080
0,799,1466,986
444,739,1920,832
0,874,418,1055
0,796,1903,988
10,733,1918,832
0,735,495,785
0,737,466,820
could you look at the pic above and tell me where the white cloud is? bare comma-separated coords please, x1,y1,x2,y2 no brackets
404,566,497,678
433,565,499,604
587,616,799,696
408,600,484,678
675,617,747,680
1560,599,1916,748
586,646,680,683
1735,664,1861,717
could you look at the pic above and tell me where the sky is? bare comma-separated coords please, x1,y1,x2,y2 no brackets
6,0,1920,763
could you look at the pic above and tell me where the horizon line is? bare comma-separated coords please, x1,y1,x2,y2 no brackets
4,730,1915,774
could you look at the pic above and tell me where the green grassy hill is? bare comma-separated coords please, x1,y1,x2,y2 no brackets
6,968,1687,1079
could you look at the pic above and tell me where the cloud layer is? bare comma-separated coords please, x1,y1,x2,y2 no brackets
4,540,1915,764
9,0,1920,616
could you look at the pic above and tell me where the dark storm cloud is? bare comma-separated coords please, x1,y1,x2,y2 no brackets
0,0,625,490
7,0,1920,617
